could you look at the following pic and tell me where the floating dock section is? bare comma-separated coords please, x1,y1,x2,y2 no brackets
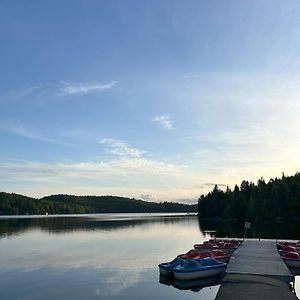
215,239,297,300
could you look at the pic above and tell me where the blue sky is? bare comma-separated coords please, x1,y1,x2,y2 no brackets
1,0,300,202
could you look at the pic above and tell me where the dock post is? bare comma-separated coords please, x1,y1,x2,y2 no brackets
243,221,251,241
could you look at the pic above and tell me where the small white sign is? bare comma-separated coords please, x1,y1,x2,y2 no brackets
244,222,251,229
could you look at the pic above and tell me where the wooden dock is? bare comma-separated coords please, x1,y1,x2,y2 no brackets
215,240,297,300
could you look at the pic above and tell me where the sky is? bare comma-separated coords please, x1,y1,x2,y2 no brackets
0,0,300,202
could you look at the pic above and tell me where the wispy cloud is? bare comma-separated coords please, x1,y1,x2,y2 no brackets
0,138,190,200
0,158,179,178
0,80,117,104
100,138,145,158
152,115,174,130
59,80,117,96
0,155,225,203
0,122,69,145
0,83,55,105
0,157,182,201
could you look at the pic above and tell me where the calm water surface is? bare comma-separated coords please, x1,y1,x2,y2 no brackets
0,214,220,300
0,214,299,299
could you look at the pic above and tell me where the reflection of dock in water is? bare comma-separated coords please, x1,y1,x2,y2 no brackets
159,274,222,292
216,239,297,300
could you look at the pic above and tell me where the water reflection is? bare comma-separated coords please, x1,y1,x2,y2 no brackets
198,218,300,240
0,214,216,300
2,214,300,241
0,214,196,238
1,214,300,300
159,274,222,291
198,217,300,299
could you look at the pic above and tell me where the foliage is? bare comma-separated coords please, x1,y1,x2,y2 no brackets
198,172,300,220
0,193,197,215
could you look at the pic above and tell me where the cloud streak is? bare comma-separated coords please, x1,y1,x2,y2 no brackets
100,138,145,158
59,80,117,96
2,162,204,204
0,157,183,201
0,138,179,180
0,80,117,104
0,158,180,179
152,115,174,130
0,122,69,145
0,139,194,201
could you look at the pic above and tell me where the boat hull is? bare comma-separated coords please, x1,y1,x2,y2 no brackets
159,267,172,277
173,266,225,281
283,259,300,268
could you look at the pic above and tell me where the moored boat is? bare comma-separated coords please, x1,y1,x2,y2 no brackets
282,252,300,268
210,239,242,246
194,242,237,254
178,249,210,259
277,241,300,250
211,249,230,263
178,249,230,263
158,257,186,277
278,245,300,256
172,257,226,281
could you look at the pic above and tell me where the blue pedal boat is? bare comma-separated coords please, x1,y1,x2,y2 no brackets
159,257,226,280
172,257,226,281
159,257,187,277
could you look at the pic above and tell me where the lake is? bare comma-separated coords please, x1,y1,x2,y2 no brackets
0,214,299,300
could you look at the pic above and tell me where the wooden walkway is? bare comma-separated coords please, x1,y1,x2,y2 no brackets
227,239,292,282
215,240,297,300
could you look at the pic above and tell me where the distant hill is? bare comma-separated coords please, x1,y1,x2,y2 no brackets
0,192,197,215
198,172,300,220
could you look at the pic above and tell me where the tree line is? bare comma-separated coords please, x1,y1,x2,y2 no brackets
198,172,300,220
0,193,197,215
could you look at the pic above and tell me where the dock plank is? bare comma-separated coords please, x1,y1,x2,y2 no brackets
215,274,297,300
215,240,297,300
227,239,292,281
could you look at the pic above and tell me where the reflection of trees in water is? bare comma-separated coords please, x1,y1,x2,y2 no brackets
198,217,300,239
0,215,197,238
2,215,299,240
198,218,244,238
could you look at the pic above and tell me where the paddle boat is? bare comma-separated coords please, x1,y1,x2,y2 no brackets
277,241,300,250
172,257,226,281
194,242,237,254
278,245,300,255
178,249,211,259
209,239,242,246
158,257,187,277
178,249,230,263
211,249,231,263
282,252,300,268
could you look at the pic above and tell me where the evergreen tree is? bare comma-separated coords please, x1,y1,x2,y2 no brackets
198,172,300,220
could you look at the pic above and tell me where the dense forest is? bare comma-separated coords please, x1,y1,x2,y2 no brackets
0,193,197,215
198,173,300,220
